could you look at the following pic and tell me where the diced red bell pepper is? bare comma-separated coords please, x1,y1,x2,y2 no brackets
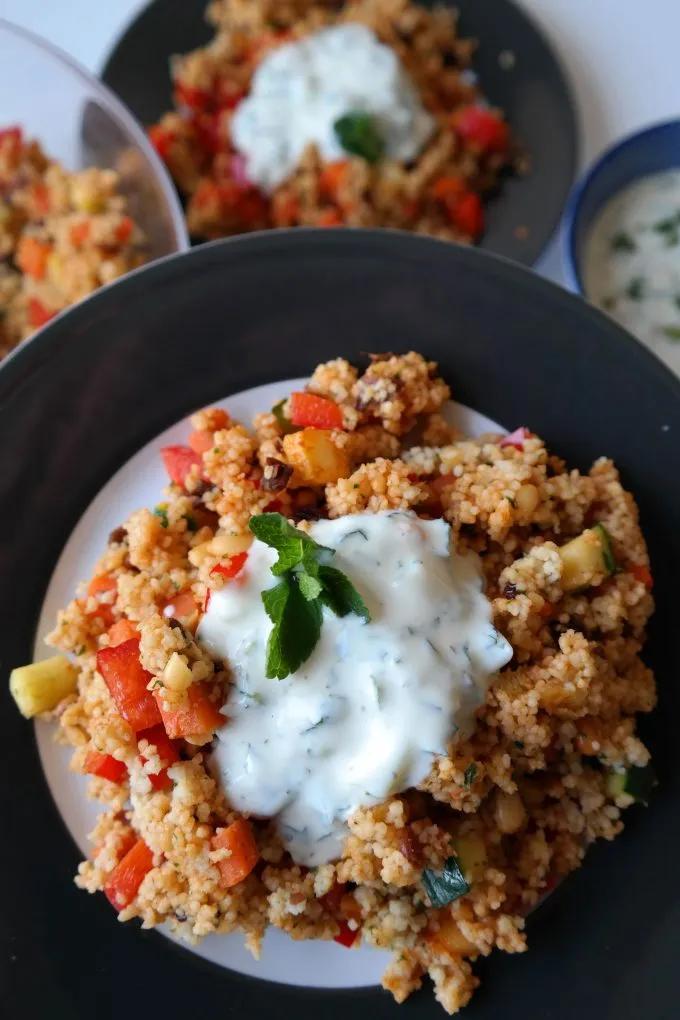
84,750,128,784
211,818,259,888
153,681,225,739
454,106,510,154
430,176,465,202
319,160,349,200
27,297,56,329
448,191,484,238
175,81,212,112
97,638,162,733
317,208,343,227
334,920,359,948
500,426,531,450
138,723,180,791
289,392,344,430
210,551,248,580
104,838,155,910
115,216,133,244
320,881,349,915
31,183,51,216
148,124,176,161
630,563,654,589
161,445,202,488
107,619,139,646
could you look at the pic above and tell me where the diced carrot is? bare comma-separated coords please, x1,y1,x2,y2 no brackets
115,216,133,244
630,563,654,589
188,429,214,454
97,638,162,733
16,236,51,280
70,221,91,246
317,208,343,227
319,160,349,199
162,589,199,623
84,750,128,784
107,619,139,646
289,391,344,430
104,839,155,910
211,818,259,888
154,681,225,739
27,297,56,329
161,445,202,489
454,106,509,154
31,183,51,216
430,176,465,202
88,574,118,597
272,192,300,227
137,723,180,791
210,551,248,580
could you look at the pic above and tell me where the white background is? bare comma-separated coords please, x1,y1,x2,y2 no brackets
1,0,680,281
2,0,680,282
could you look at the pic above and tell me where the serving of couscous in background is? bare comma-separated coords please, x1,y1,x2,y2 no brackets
10,350,656,1014
0,126,146,358
149,0,517,242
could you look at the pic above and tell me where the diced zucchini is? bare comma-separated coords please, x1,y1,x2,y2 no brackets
454,834,487,883
10,655,78,718
559,524,617,592
606,764,656,804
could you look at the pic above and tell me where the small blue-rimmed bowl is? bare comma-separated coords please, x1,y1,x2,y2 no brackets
562,119,680,293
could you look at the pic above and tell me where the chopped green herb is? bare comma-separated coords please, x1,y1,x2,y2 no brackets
334,111,384,163
625,276,645,301
606,763,656,804
463,763,478,788
183,514,198,532
652,211,680,246
610,231,636,253
250,512,371,679
661,324,680,341
153,506,169,528
422,856,470,908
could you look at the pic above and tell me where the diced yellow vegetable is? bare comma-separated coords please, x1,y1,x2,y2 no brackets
455,834,487,882
282,428,350,486
605,770,627,799
559,527,612,592
162,652,193,694
9,655,78,718
426,910,477,958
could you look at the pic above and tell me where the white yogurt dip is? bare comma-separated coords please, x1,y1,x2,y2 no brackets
231,23,434,192
198,511,512,866
583,169,680,375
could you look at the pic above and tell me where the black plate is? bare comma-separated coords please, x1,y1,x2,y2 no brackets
101,0,578,266
2,231,679,1020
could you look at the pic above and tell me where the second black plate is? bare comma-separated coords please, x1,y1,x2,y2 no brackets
102,0,578,265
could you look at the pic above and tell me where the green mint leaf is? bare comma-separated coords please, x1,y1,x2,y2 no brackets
463,763,477,788
610,231,636,253
249,513,332,576
298,572,323,601
422,857,470,908
263,578,322,680
319,565,371,622
262,579,291,625
593,522,617,574
334,111,384,163
661,324,680,341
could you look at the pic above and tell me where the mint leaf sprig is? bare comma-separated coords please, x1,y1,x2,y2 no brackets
249,513,371,680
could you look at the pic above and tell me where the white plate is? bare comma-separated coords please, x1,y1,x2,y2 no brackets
33,377,503,988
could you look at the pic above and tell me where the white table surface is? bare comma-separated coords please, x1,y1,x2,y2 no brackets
1,0,679,284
